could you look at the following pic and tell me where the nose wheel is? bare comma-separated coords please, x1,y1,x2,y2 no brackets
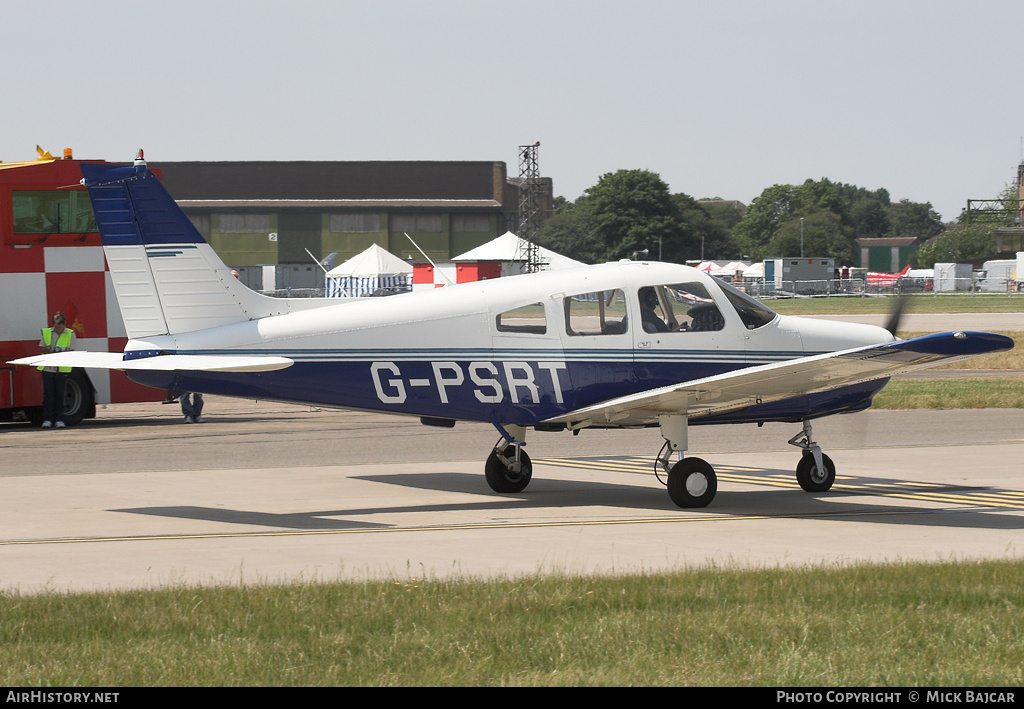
790,420,836,493
795,451,835,492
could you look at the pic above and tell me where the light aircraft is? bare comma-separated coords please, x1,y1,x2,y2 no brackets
867,264,911,288
14,153,1014,508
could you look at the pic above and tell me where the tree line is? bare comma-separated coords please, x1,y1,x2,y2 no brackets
537,169,961,267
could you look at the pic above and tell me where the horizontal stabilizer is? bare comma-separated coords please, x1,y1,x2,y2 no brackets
545,331,1014,428
11,351,293,373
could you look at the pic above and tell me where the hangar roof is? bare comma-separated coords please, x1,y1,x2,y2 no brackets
151,161,508,208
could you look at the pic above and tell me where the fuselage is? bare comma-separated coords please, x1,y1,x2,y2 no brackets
122,261,896,425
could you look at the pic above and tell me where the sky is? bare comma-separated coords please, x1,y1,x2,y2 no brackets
2,0,1022,223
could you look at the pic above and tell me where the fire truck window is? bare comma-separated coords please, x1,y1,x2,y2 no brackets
13,191,97,234
496,302,547,334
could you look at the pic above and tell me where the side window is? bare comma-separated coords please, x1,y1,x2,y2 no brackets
12,190,97,234
639,283,725,333
565,289,628,336
496,302,547,334
639,287,670,333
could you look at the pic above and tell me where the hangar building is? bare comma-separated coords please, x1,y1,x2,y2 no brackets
152,161,554,275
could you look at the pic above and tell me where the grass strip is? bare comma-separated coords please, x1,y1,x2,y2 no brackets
874,378,1024,409
768,294,1024,315
2,560,1022,686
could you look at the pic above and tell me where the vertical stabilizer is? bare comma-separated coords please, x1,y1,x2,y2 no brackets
81,157,322,338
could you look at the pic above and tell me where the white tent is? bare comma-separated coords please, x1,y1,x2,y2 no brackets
710,261,749,279
742,262,765,279
453,231,585,272
325,243,412,297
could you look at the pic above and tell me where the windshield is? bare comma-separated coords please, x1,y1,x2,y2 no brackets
715,277,777,329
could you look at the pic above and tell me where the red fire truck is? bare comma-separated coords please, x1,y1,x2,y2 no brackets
0,147,163,425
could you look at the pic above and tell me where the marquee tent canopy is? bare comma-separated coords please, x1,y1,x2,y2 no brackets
453,231,585,271
325,243,412,297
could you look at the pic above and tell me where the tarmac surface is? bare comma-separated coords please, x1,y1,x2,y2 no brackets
2,310,1021,593
2,396,1024,594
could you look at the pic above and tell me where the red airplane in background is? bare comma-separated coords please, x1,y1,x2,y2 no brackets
866,264,911,288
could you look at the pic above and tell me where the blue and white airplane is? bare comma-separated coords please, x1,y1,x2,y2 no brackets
14,153,1015,508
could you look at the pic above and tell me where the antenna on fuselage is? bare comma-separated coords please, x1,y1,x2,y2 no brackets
404,232,454,286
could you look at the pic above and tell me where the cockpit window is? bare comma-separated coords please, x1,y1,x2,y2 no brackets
565,289,628,336
496,302,547,334
715,277,777,329
639,283,725,333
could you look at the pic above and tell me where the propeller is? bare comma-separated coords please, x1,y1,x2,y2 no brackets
883,293,908,337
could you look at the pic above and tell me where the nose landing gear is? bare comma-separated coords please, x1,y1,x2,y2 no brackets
789,420,836,492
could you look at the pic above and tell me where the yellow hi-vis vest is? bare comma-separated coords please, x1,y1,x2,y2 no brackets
39,328,72,373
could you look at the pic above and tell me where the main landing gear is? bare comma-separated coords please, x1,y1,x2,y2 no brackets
788,420,836,493
656,415,718,508
484,424,533,493
481,418,838,508
654,416,837,509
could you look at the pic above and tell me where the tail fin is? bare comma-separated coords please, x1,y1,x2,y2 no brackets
82,156,316,338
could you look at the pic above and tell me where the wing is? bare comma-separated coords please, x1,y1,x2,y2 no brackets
544,331,1013,428
10,351,293,373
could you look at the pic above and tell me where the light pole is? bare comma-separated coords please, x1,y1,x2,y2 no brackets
800,217,804,257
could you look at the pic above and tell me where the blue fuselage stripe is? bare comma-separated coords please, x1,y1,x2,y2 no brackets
127,355,881,426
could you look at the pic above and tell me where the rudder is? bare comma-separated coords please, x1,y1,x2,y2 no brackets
82,156,306,338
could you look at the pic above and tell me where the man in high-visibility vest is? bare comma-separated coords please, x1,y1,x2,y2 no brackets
38,312,76,428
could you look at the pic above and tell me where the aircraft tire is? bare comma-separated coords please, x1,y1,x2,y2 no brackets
485,447,533,493
796,452,835,492
667,457,717,508
62,370,95,427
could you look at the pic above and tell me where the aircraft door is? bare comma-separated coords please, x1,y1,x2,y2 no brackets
557,288,635,405
491,297,577,416
632,282,747,386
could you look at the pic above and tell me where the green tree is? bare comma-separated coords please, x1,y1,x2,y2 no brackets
766,210,857,264
735,178,936,263
585,169,695,262
917,225,995,267
887,199,944,240
850,196,891,240
672,194,740,260
700,199,745,235
535,196,605,264
798,178,848,221
732,183,800,258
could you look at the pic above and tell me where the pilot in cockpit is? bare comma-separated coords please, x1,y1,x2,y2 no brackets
640,288,669,333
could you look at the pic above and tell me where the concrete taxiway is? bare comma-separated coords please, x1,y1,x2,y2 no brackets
2,398,1023,594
